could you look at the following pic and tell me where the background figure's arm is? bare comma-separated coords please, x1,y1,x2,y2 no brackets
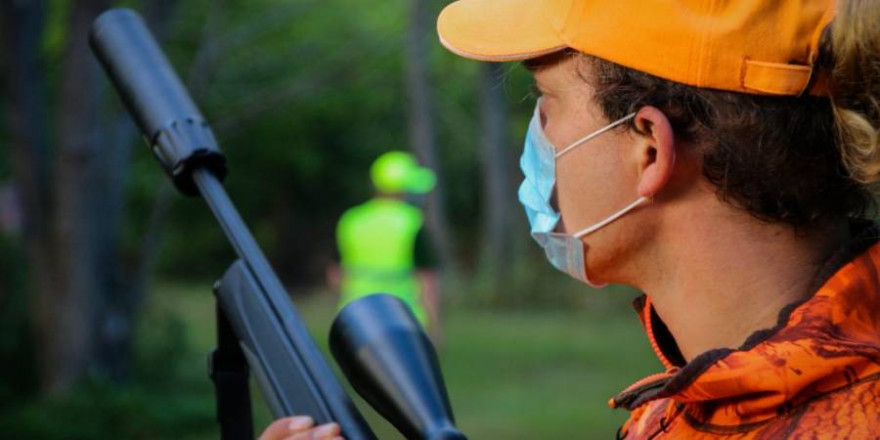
415,228,441,346
418,269,441,347
326,264,343,292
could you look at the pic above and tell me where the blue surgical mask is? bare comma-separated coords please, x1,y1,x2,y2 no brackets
518,101,647,287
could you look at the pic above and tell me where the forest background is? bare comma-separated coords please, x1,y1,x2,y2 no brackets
0,0,659,438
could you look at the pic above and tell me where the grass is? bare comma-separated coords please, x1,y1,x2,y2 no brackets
0,282,661,439
147,282,661,439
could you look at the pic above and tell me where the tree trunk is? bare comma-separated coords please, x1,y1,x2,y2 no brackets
43,0,111,393
477,63,517,292
1,0,66,394
92,0,182,382
404,0,455,270
2,0,142,393
90,113,137,381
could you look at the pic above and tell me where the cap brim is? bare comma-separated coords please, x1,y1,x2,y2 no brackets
406,168,436,194
437,0,567,62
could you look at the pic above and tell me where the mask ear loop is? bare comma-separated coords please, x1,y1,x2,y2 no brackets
556,113,636,159
573,196,650,238
571,110,678,239
572,144,678,240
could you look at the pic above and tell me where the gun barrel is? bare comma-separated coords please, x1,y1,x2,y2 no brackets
90,8,201,140
90,8,226,195
90,8,376,439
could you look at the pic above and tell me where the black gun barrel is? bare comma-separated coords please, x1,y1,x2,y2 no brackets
90,8,200,141
90,8,376,440
90,8,225,195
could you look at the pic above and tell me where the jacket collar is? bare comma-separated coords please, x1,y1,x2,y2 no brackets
612,221,880,426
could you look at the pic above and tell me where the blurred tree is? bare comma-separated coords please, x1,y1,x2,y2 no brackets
0,0,47,402
0,0,181,394
0,0,565,401
91,0,182,384
477,63,518,292
405,0,454,272
2,0,90,395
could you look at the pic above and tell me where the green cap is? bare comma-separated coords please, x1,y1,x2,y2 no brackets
370,151,436,195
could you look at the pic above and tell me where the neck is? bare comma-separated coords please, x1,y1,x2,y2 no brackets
634,205,847,362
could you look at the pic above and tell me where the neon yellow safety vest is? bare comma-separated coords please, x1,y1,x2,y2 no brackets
336,197,426,325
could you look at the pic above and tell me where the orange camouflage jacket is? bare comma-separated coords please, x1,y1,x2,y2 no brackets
614,222,880,439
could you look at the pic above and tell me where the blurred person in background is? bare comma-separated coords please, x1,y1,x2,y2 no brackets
329,151,441,342
262,0,880,438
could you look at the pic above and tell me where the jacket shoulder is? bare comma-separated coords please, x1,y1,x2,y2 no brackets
776,374,880,439
622,375,880,439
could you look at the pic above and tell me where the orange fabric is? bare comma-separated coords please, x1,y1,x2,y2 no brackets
437,0,836,96
616,236,880,438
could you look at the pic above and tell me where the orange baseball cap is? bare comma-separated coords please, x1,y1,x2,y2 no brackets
437,0,836,96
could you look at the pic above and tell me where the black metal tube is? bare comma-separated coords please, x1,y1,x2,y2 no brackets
90,8,203,141
90,8,375,439
192,169,283,295
90,8,225,195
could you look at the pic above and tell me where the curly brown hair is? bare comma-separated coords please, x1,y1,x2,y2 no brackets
582,54,869,227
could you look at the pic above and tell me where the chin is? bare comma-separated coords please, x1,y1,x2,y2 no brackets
585,244,632,286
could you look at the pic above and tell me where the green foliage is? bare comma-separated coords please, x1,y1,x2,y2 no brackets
0,282,660,439
120,0,417,282
41,0,70,61
0,284,216,440
105,0,544,291
0,378,215,440
443,302,661,438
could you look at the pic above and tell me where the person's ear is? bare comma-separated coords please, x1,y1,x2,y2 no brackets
632,106,676,198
